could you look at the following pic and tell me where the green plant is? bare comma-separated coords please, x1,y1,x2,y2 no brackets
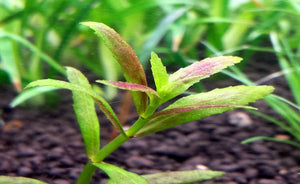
218,1,300,147
0,0,93,88
0,22,274,184
241,32,300,147
0,0,97,107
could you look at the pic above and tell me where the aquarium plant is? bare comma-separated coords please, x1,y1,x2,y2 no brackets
0,22,274,184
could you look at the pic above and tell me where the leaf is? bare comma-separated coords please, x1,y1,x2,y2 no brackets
136,85,274,136
161,56,242,102
25,76,126,140
242,136,300,148
66,67,100,159
0,30,65,76
10,86,58,107
138,8,188,65
99,41,120,100
150,52,169,94
142,170,224,184
81,22,148,115
93,162,149,184
0,38,22,91
96,80,159,97
0,176,47,184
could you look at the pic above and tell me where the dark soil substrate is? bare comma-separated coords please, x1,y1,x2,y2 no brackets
1,56,300,184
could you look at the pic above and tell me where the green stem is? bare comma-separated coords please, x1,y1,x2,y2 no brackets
76,101,156,183
76,162,97,184
92,117,149,163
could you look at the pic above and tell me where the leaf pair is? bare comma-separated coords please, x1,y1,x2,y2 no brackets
26,67,126,160
93,162,224,184
0,165,224,184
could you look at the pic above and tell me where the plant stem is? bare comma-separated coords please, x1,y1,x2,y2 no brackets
92,117,149,163
76,162,97,184
76,118,148,184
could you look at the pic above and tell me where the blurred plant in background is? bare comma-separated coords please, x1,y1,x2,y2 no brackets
218,1,300,147
0,0,268,94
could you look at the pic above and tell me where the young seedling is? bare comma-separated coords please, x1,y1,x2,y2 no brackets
0,22,274,184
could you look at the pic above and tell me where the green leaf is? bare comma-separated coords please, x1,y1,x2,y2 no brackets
10,86,58,107
242,136,300,148
93,162,149,184
0,30,65,76
81,22,148,115
66,67,100,159
25,75,127,143
0,176,47,184
0,38,22,91
161,56,242,102
150,52,169,94
142,170,224,184
136,85,274,136
138,8,188,65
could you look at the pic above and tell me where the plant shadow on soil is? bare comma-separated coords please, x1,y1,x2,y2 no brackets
1,55,300,184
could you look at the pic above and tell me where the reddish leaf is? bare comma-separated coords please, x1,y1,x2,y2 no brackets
136,85,274,136
160,56,242,102
150,104,249,118
169,56,242,82
97,80,158,96
81,22,148,115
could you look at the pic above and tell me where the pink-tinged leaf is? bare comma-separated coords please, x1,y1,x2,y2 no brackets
136,104,251,137
160,56,242,102
136,85,274,137
150,104,251,118
97,80,159,97
169,56,242,82
81,22,148,115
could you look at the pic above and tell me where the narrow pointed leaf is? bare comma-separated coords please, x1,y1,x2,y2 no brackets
10,86,58,107
0,38,22,91
25,77,126,138
162,56,242,102
242,136,300,148
166,85,273,108
142,170,224,184
136,85,274,136
66,67,100,159
93,162,149,184
169,56,242,82
150,104,254,118
81,22,148,115
0,176,47,184
150,52,169,93
96,80,159,97
0,30,65,75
